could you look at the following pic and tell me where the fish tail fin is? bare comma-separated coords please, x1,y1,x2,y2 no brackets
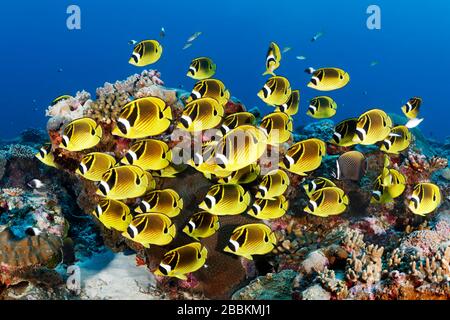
162,104,173,120
405,118,424,129
178,197,184,210
262,70,275,76
343,194,350,206
169,223,177,239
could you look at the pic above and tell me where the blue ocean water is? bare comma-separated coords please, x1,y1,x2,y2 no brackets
0,0,449,141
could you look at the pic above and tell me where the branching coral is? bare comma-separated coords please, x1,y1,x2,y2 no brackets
85,69,175,125
346,244,384,286
400,151,448,184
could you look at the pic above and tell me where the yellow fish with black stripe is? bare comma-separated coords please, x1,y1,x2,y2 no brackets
76,152,116,182
353,109,393,145
247,195,289,220
112,97,172,139
257,76,292,106
408,183,441,216
330,118,358,147
60,117,102,152
386,169,406,199
303,177,336,197
224,223,277,260
260,112,293,145
154,242,208,280
218,163,260,185
135,189,184,218
380,125,412,154
199,183,251,215
219,112,256,135
304,187,349,217
305,67,350,91
371,169,405,204
187,57,216,80
122,213,176,248
401,97,422,120
129,40,163,67
275,90,300,116
307,96,337,119
92,199,132,232
178,97,224,132
96,165,155,200
255,169,290,199
185,79,230,106
280,138,326,176
35,144,58,168
213,125,268,172
263,42,281,76
370,175,393,204
120,139,171,171
183,211,220,240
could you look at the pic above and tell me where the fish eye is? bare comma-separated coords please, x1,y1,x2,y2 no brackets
125,153,134,164
307,202,315,212
98,183,108,196
39,150,45,158
78,164,86,174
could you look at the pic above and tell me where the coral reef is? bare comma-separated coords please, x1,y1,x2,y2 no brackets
1,68,449,300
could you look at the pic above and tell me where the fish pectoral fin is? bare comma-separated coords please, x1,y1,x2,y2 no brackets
142,243,151,249
241,254,253,261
